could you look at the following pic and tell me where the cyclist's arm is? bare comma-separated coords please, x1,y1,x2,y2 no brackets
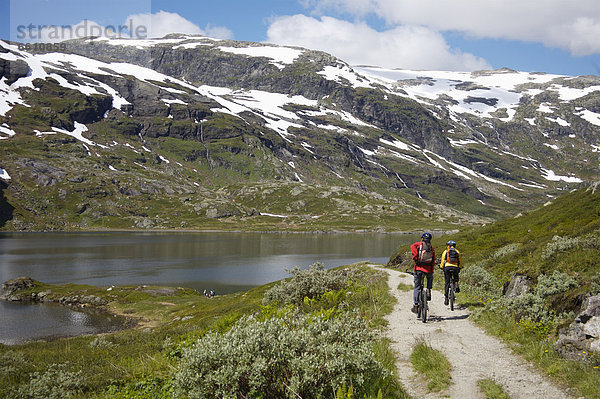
440,250,446,269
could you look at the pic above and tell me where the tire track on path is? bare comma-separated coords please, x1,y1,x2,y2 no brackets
373,266,573,399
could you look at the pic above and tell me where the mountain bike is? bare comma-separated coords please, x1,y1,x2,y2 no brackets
416,272,428,323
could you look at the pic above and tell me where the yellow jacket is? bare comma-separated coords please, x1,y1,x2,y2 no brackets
440,247,462,269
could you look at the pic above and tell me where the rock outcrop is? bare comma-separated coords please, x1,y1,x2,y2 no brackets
503,274,531,298
0,276,35,301
555,294,600,359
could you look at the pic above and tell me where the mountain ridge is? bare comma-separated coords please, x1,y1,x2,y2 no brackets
0,34,598,231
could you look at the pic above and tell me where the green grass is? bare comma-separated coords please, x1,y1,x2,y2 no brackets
0,281,270,398
478,379,511,399
409,338,452,393
0,264,410,399
397,282,413,292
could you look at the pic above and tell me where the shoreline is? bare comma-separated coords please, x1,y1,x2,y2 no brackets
0,227,460,235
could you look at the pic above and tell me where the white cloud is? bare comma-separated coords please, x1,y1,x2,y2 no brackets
127,11,233,39
30,12,233,43
37,20,108,42
267,15,489,71
304,0,600,56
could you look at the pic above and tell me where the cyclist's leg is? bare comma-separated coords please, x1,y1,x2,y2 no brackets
443,268,451,298
426,272,433,290
454,268,460,292
425,272,433,300
413,270,423,305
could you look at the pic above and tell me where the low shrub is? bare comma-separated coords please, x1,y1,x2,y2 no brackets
89,335,116,349
0,350,29,376
541,231,600,260
494,271,577,324
490,243,520,259
534,271,578,298
10,363,85,399
460,263,502,303
173,311,389,399
262,262,350,306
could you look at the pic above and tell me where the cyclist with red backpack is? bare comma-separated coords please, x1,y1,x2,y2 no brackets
410,233,435,314
440,240,462,305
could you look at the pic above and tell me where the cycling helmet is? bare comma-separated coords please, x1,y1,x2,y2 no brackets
421,233,432,241
447,240,457,247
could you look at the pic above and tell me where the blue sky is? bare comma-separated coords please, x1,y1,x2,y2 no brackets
2,0,600,76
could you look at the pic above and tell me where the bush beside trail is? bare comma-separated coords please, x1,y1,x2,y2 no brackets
174,311,389,398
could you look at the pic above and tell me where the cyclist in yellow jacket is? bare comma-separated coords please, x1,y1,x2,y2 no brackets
440,240,462,305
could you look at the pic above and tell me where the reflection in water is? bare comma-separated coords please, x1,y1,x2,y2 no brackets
0,232,417,344
0,300,128,345
0,232,416,293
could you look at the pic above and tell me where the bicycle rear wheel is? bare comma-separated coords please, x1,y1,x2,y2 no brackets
420,287,428,323
449,282,455,311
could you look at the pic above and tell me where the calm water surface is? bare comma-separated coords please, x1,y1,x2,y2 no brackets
0,231,417,344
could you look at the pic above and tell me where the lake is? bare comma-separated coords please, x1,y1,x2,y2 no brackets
0,231,417,344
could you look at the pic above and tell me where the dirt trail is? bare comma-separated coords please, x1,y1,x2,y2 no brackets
374,266,573,399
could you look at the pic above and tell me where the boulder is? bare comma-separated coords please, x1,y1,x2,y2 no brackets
1,277,35,301
555,294,600,359
577,295,600,322
503,274,531,298
0,59,31,84
583,316,600,338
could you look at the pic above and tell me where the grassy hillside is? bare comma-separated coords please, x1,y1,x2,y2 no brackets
449,183,600,289
439,184,600,398
389,183,600,288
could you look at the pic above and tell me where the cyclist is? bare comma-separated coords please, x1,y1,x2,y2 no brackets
440,240,462,305
410,232,435,314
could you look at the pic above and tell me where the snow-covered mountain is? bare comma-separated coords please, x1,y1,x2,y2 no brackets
0,35,598,231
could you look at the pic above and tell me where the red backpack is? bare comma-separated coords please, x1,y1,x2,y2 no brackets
418,241,434,265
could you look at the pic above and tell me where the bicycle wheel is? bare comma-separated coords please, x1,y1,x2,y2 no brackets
449,282,455,311
421,287,428,323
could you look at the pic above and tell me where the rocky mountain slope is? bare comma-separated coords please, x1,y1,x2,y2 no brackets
0,34,599,231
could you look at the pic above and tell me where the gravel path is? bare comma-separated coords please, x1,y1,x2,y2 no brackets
375,266,573,399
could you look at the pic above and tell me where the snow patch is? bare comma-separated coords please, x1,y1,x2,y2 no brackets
162,98,187,105
318,65,371,88
537,103,554,113
576,109,600,126
218,45,303,69
448,138,479,147
546,116,570,126
0,124,16,138
541,169,582,183
0,167,10,180
260,212,287,218
380,138,415,151
52,122,108,150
